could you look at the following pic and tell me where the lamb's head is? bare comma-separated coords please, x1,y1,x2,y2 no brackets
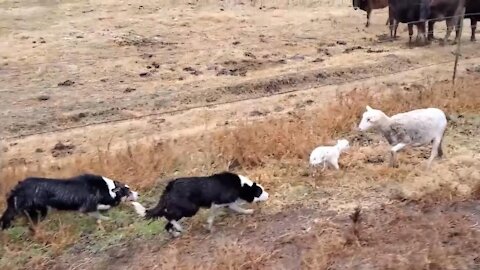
336,139,350,151
358,105,388,131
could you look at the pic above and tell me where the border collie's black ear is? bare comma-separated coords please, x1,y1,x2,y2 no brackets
112,181,123,193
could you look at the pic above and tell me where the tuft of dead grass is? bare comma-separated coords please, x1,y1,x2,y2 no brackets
300,221,347,270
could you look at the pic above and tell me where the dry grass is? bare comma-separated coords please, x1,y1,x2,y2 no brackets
0,76,479,269
1,77,479,200
135,240,274,270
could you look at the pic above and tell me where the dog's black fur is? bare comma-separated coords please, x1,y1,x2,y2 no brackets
135,171,268,235
0,174,136,230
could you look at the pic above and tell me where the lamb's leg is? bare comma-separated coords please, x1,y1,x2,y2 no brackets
228,202,254,215
390,143,406,168
330,157,340,170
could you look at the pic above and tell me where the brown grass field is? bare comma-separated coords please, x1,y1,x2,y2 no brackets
1,0,480,269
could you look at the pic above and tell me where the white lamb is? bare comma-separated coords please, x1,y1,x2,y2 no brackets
309,139,350,170
358,105,447,168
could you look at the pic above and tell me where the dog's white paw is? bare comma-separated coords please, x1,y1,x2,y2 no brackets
243,209,254,214
169,230,181,238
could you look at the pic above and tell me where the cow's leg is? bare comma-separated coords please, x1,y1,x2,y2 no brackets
415,23,427,45
472,19,477,42
394,20,399,38
427,20,435,41
366,9,371,27
443,18,454,44
389,19,394,39
388,7,396,39
420,23,427,45
408,24,414,45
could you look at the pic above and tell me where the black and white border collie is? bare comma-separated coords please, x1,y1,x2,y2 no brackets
0,173,139,230
131,171,269,237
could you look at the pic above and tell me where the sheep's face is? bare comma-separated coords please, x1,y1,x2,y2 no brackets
358,105,383,131
337,139,350,151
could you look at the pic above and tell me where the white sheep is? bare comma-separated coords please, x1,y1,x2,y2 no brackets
309,139,350,171
358,105,447,168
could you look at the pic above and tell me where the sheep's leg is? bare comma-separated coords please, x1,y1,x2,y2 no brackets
427,138,441,168
390,143,406,168
437,138,444,159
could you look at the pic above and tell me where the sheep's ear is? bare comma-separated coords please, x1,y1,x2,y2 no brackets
366,105,373,111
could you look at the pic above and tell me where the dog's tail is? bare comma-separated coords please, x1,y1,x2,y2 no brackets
131,197,167,220
145,202,166,219
131,202,147,217
132,182,173,219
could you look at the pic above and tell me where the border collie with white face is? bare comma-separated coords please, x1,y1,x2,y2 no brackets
131,171,269,237
0,174,138,230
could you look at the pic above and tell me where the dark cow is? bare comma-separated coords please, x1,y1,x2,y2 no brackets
465,0,480,41
353,0,390,27
389,0,429,44
426,0,466,43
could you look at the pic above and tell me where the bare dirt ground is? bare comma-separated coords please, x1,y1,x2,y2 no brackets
1,0,480,269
